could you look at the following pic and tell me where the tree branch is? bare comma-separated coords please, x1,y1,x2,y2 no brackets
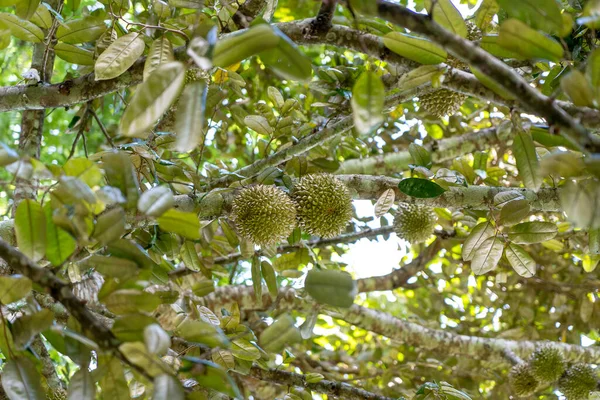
372,0,600,153
246,366,396,400
195,285,600,365
337,122,513,175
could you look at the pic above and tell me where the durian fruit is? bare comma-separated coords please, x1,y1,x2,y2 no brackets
46,388,67,400
529,344,565,383
185,68,203,84
419,89,467,118
231,185,297,246
509,363,539,397
558,364,598,400
393,203,437,244
292,174,353,238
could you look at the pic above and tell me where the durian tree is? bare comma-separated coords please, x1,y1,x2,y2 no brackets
0,0,600,398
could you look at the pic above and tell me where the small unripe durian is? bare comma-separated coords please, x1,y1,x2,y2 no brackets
509,363,539,397
292,174,353,238
231,185,297,246
419,89,467,118
529,344,565,383
393,203,437,244
558,364,598,400
47,388,67,400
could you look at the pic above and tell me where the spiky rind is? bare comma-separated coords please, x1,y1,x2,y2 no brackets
419,89,467,118
510,363,539,397
46,388,67,400
529,344,565,383
393,203,437,244
185,68,202,84
292,174,353,238
558,364,597,400
231,185,297,246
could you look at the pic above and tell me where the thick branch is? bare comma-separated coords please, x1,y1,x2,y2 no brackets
247,366,396,400
337,123,513,175
373,0,600,153
195,285,600,365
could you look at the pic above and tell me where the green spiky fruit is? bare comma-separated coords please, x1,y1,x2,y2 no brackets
558,364,598,400
47,388,67,400
231,185,297,246
292,174,353,238
509,363,539,397
529,344,565,383
393,203,437,244
419,89,467,118
185,68,202,84
466,21,483,41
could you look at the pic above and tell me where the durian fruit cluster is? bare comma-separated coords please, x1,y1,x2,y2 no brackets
393,203,437,244
418,22,481,118
231,174,353,246
509,344,598,399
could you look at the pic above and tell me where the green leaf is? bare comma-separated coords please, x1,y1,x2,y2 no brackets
396,65,442,91
104,290,162,314
0,142,18,166
508,221,558,243
231,339,261,361
0,13,44,43
505,243,536,277
496,0,562,33
95,32,145,80
409,143,432,168
67,368,95,400
144,323,171,356
351,71,385,135
512,129,541,190
175,80,207,152
0,275,32,304
499,199,530,227
180,241,211,278
424,0,467,37
93,207,126,245
474,0,499,31
531,126,579,150
398,178,446,198
305,269,357,308
112,314,157,342
176,319,229,348
259,314,302,353
44,204,76,266
261,260,278,298
137,185,174,217
560,70,595,107
258,26,313,81
157,209,201,239
12,309,54,348
15,0,40,20
462,222,495,261
497,19,563,62
0,357,45,400
213,24,280,68
168,0,203,8
120,61,185,138
102,151,140,209
56,16,106,44
85,255,139,280
99,357,130,400
30,4,51,29
119,341,174,377
244,115,273,135
587,48,600,89
144,36,174,81
183,358,242,398
212,350,235,370
470,65,516,100
251,255,262,305
470,235,503,275
54,43,95,65
152,374,185,400
15,199,46,262
383,32,447,65
559,180,600,229
480,35,525,60
63,158,103,187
